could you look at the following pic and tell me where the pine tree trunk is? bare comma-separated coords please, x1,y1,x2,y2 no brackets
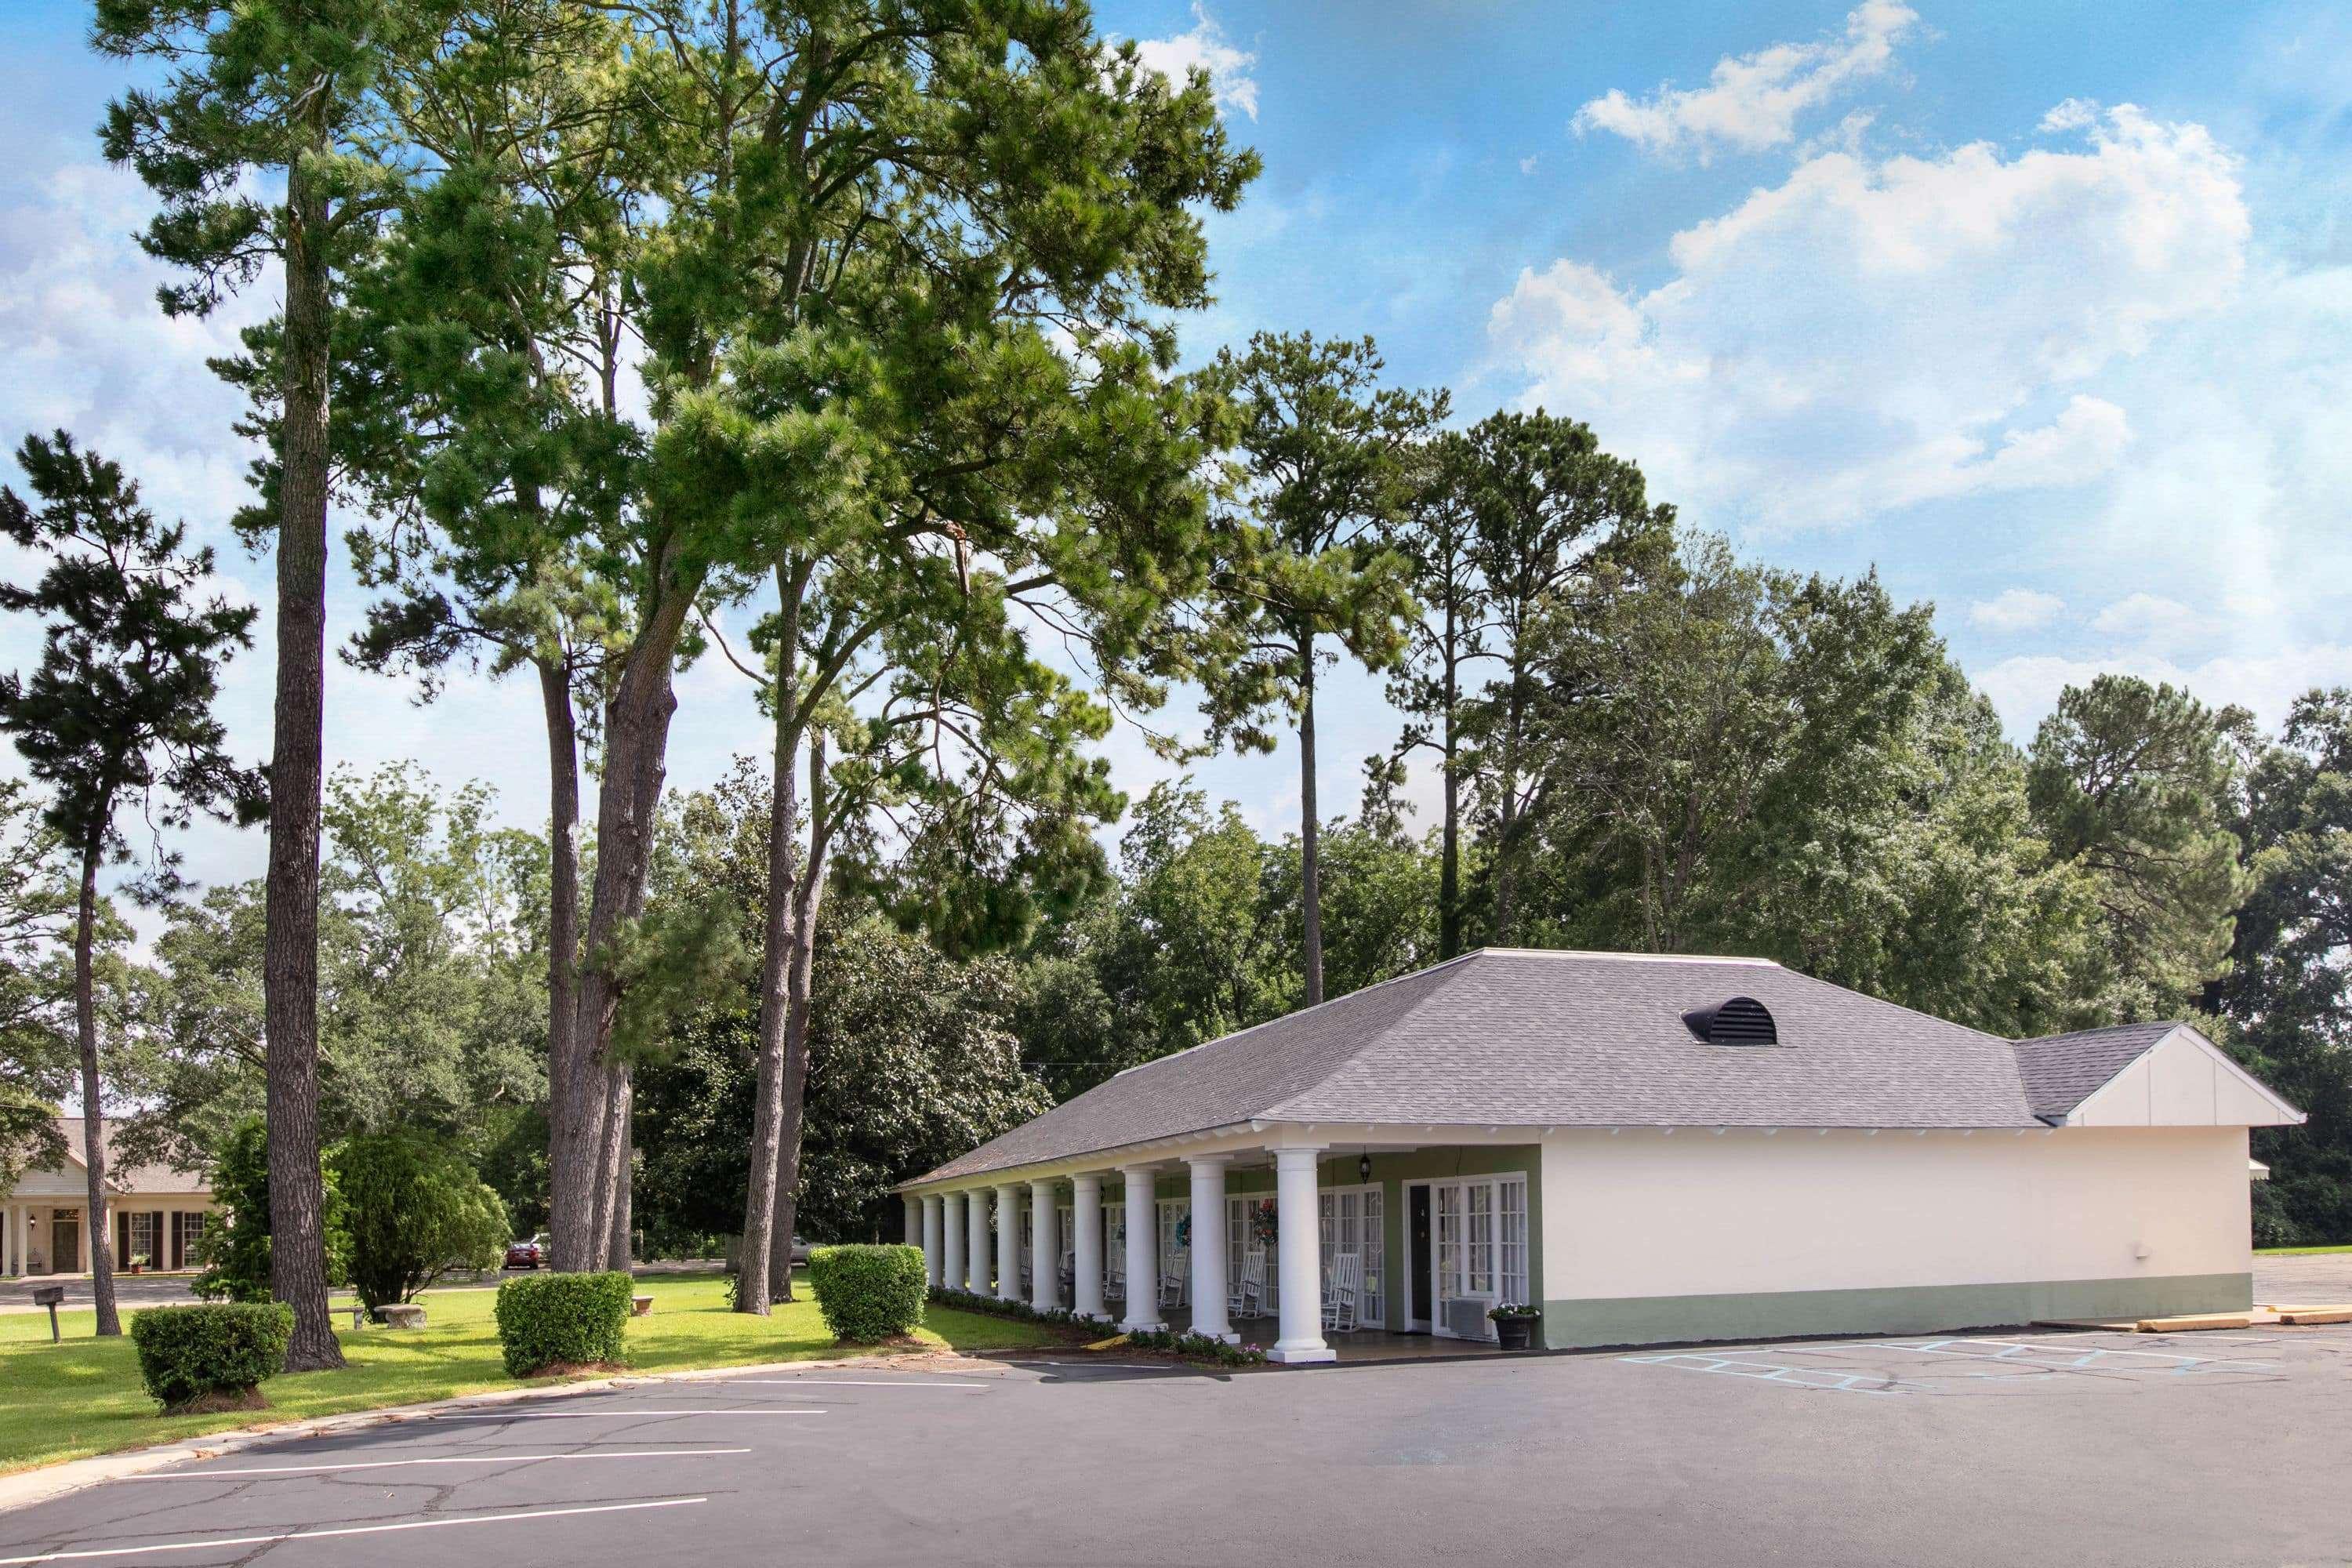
1299,643,1323,1007
263,136,345,1372
549,578,695,1272
768,731,830,1305
74,845,121,1338
737,568,801,1314
535,655,581,1256
593,1065,631,1269
605,1080,633,1272
1491,663,1526,946
1438,600,1462,960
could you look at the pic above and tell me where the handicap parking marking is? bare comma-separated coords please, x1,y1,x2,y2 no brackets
1863,1337,2280,1377
1615,1351,1907,1396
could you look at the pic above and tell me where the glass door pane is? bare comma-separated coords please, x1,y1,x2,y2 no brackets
1360,1189,1385,1327
1500,1178,1528,1305
1468,1183,1494,1295
1436,1184,1464,1318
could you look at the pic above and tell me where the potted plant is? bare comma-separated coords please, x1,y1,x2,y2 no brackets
126,1252,150,1276
1489,1302,1541,1351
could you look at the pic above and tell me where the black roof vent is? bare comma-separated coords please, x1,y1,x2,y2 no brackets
1683,996,1778,1047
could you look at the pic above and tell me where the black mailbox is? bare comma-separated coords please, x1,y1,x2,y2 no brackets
31,1283,64,1342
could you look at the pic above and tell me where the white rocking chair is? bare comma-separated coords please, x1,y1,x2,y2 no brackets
1160,1265,1186,1309
1322,1252,1363,1334
1231,1250,1266,1319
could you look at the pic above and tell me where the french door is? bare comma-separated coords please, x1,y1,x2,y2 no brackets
1425,1174,1528,1340
1317,1185,1387,1327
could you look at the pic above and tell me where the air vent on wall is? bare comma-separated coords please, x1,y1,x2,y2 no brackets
1682,996,1777,1047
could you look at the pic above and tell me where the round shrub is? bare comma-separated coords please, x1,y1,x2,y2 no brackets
333,1129,511,1312
494,1270,633,1377
807,1244,927,1344
129,1302,294,1412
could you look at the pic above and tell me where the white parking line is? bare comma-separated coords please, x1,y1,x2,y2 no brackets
420,1409,826,1420
721,1379,989,1389
129,1449,751,1479
0,1497,706,1565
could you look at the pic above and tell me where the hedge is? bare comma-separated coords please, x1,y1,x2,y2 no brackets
494,1270,634,1376
807,1244,926,1343
128,1302,294,1411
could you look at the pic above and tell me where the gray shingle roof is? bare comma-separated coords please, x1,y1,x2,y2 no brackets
2009,1022,2182,1120
911,949,2082,1185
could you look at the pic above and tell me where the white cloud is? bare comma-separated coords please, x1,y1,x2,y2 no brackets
2091,592,2209,648
1978,644,2352,739
1488,103,2246,528
1969,588,2067,633
1132,5,1260,122
1573,1,1917,162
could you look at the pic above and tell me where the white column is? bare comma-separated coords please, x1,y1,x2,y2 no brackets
942,1192,966,1293
1029,1180,1060,1313
1071,1173,1105,1321
994,1183,1022,1302
964,1189,990,1294
904,1196,921,1248
1189,1155,1234,1342
920,1196,944,1287
1119,1164,1163,1333
1269,1146,1333,1363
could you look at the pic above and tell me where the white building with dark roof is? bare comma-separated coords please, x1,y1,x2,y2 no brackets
895,948,2303,1360
2,1119,216,1279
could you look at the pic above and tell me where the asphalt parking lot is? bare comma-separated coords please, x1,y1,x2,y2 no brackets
5,1322,2350,1567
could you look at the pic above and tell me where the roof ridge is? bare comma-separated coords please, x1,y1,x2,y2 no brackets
1468,946,1781,967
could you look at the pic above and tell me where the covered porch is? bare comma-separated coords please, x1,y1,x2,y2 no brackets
903,1126,1539,1364
2,1199,214,1278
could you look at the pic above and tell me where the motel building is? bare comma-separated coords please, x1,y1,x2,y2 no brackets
896,949,2303,1362
2,1120,217,1279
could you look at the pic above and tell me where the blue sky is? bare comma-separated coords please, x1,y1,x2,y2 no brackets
3,0,2350,913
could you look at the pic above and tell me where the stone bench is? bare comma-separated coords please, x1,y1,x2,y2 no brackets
373,1304,427,1330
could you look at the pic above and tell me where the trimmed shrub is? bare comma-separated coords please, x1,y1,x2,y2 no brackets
807,1244,926,1343
494,1270,633,1376
129,1302,294,1412
333,1129,511,1312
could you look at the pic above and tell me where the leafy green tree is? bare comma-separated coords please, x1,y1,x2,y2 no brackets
1504,535,2097,1034
1451,412,1670,943
1389,437,1484,959
1200,333,1441,1005
1260,796,1440,1007
332,1129,512,1310
0,433,260,1337
632,911,1050,1251
2220,690,2352,1243
191,1119,351,1304
125,767,549,1167
0,781,74,1189
2028,675,2251,1018
96,0,454,1370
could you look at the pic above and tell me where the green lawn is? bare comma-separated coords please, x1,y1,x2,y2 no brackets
2256,1243,2352,1256
0,1273,1070,1475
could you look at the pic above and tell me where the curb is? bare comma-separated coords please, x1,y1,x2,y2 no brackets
0,1345,1010,1518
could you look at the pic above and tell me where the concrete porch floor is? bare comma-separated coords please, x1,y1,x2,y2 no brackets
1144,1302,1519,1363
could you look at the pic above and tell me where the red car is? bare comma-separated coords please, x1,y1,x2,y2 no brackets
503,1235,548,1270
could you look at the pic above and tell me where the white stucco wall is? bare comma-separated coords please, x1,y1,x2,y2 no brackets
1538,1125,2251,1303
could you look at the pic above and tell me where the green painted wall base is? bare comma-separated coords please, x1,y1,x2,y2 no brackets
1542,1272,2254,1349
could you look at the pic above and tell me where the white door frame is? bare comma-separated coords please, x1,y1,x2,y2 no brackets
1403,1179,1433,1333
